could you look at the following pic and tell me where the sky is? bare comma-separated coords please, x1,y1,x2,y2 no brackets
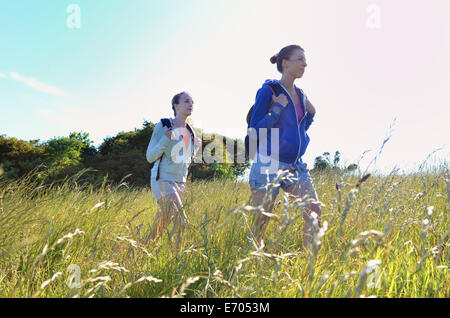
1,0,449,174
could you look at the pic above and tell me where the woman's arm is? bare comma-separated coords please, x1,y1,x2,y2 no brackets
305,97,316,131
146,121,171,164
305,98,316,114
249,86,287,130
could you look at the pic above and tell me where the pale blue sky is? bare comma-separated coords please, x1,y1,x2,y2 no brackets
1,0,449,174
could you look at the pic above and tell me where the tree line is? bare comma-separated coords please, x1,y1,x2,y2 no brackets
1,121,352,187
0,121,249,187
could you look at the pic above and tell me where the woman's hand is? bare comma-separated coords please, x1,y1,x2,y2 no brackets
305,98,316,114
164,128,177,140
272,93,289,107
272,93,288,107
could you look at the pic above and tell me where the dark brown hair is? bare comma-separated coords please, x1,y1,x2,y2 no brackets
171,91,186,116
270,45,304,73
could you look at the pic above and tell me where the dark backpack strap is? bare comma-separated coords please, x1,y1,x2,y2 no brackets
186,123,195,142
161,118,172,129
186,123,196,158
246,106,254,125
266,83,276,95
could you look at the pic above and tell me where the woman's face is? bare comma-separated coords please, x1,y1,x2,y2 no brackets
174,93,194,117
283,49,308,79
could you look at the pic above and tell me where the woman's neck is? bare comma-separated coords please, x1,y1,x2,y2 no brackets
279,74,295,92
173,115,187,128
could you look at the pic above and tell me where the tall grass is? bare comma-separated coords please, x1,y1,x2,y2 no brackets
0,163,448,298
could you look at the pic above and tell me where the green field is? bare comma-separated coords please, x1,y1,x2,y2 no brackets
0,166,448,298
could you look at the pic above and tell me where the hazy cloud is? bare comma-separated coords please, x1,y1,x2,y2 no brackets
6,71,70,97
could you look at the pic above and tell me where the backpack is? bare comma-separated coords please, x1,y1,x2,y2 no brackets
149,118,195,181
244,84,276,161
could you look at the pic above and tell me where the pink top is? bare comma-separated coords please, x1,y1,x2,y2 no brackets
295,100,304,122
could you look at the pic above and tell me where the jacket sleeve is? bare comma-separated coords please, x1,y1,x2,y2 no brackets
305,112,315,131
146,121,171,164
249,86,285,130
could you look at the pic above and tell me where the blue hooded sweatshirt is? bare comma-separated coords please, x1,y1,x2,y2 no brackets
249,79,315,164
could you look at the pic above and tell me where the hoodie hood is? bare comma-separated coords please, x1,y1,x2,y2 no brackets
262,79,281,88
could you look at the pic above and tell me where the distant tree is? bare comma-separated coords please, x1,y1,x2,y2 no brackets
312,150,359,173
333,151,341,167
0,135,45,179
43,132,93,168
346,163,358,172
88,121,155,187
313,151,341,171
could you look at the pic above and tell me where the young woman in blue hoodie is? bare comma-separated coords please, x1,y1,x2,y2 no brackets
146,92,201,245
248,44,322,249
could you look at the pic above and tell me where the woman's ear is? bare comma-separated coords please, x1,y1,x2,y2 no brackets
281,59,287,73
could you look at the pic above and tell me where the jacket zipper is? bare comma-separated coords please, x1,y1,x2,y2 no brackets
278,82,305,165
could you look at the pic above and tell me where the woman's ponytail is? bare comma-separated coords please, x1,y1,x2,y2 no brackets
270,54,278,64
